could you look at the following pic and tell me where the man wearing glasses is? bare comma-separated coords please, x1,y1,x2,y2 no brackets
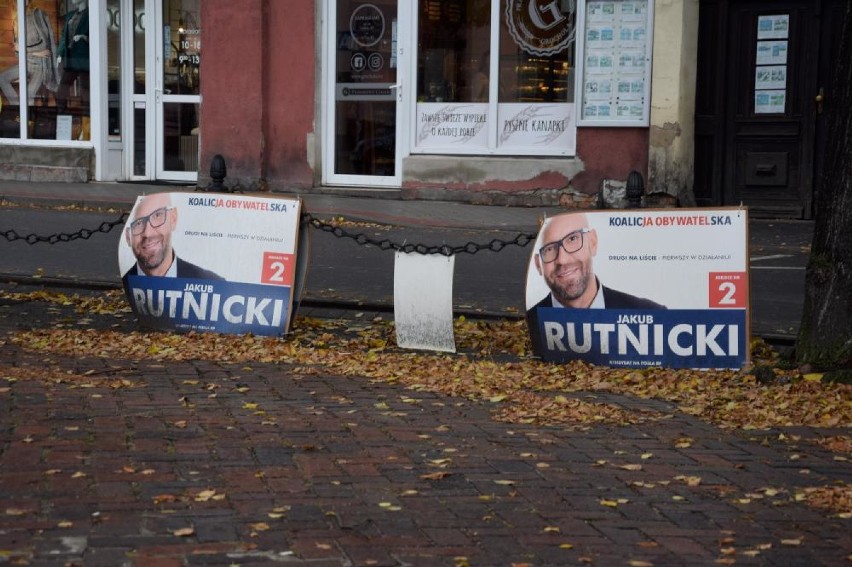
123,193,223,280
529,212,665,311
526,212,666,356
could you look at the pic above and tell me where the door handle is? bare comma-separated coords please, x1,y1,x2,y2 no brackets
815,87,824,114
389,83,402,102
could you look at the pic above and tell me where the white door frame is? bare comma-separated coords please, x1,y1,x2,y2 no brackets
153,0,200,182
322,0,410,188
120,0,198,182
121,0,153,180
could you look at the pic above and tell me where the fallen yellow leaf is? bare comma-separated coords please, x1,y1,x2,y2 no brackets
194,489,218,502
420,472,450,480
675,475,702,487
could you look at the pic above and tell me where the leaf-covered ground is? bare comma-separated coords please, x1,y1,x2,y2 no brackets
1,287,850,518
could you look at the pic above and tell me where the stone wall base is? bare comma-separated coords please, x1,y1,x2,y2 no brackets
0,146,92,183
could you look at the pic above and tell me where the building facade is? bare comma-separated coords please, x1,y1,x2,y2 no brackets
0,0,843,218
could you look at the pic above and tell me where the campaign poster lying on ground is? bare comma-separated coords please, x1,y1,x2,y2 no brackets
525,208,749,369
118,192,302,336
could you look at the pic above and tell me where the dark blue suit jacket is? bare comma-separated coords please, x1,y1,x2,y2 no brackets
526,283,666,357
122,255,224,281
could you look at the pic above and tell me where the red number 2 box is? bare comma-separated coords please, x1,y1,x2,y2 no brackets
709,272,747,308
261,252,295,286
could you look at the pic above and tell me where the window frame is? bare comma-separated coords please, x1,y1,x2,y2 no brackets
0,0,98,146
408,0,582,158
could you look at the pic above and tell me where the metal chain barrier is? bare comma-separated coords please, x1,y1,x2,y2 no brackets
1,210,536,256
2,213,128,245
301,212,536,256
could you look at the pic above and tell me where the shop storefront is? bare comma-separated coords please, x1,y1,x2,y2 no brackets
322,0,654,202
0,0,653,204
1,1,843,218
0,0,200,184
0,0,653,203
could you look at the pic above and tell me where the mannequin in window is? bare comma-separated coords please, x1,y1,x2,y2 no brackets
56,0,89,111
0,0,59,107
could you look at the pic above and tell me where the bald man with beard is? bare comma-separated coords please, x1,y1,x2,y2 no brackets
526,212,664,354
123,193,223,281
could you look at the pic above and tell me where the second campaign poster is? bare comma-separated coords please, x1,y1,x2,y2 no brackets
525,208,749,369
118,192,302,336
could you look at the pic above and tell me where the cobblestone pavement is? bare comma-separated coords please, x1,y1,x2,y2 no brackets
0,290,850,566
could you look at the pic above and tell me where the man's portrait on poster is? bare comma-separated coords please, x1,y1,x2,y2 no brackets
526,212,667,356
123,193,223,281
528,212,666,313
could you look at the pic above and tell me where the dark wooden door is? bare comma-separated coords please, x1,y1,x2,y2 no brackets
695,0,842,219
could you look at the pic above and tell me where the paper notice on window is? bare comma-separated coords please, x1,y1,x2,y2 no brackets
755,90,786,114
755,65,787,90
56,115,73,140
757,14,789,39
497,103,576,153
756,41,788,65
415,103,489,149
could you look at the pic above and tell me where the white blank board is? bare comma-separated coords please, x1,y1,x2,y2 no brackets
393,252,456,352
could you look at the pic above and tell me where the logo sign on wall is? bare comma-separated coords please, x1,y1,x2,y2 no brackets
350,3,385,48
525,209,749,369
118,192,302,337
506,0,577,56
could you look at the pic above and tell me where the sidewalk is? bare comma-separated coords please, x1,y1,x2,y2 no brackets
1,183,848,566
0,288,850,566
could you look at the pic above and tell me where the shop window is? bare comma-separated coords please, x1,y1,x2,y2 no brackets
415,0,576,156
0,0,90,141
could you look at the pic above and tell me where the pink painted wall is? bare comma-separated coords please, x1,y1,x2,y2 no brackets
200,0,265,187
264,1,316,190
574,128,649,194
200,0,315,190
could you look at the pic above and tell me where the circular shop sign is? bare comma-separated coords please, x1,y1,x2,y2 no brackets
505,0,576,56
350,4,385,48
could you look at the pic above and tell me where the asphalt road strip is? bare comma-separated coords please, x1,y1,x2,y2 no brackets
750,253,804,270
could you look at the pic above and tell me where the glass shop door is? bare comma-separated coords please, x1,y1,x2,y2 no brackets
323,0,407,187
119,0,199,182
154,0,200,181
